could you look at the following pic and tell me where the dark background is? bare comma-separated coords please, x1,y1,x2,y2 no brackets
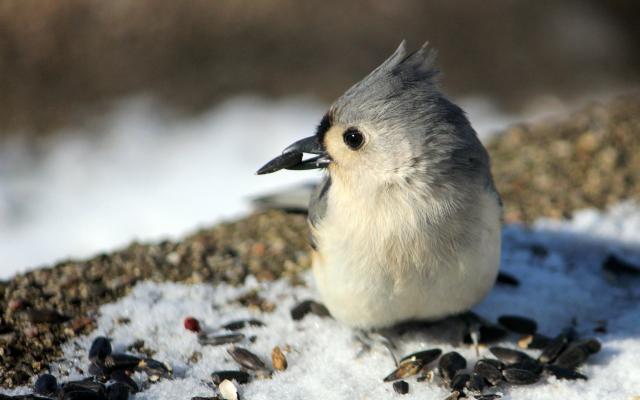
1,0,639,135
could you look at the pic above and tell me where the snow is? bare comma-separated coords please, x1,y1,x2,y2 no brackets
0,95,519,279
4,202,640,399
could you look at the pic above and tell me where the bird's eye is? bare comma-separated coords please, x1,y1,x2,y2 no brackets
343,128,364,150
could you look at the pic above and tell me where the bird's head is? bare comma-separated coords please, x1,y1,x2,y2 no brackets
258,41,489,195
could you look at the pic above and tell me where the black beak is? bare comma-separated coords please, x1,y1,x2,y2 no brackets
256,136,331,175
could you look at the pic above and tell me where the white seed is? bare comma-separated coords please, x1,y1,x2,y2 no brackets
219,379,239,400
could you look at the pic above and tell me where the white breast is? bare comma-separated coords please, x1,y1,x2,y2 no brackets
311,180,502,329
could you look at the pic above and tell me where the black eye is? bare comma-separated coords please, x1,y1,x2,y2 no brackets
343,128,364,150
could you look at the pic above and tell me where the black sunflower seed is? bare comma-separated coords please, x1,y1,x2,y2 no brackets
398,349,442,366
61,379,106,395
575,338,602,355
498,315,538,335
450,373,470,391
489,346,535,364
518,334,552,350
104,353,141,371
392,380,409,395
34,373,58,396
106,382,130,400
544,365,588,380
290,300,330,320
496,272,519,286
227,346,268,371
61,391,105,400
466,373,486,393
221,319,265,331
508,360,543,375
89,337,112,362
439,352,467,382
474,395,502,400
474,359,504,386
109,370,138,393
463,325,508,344
211,370,251,385
383,360,423,382
553,344,590,370
602,254,640,275
137,358,172,378
198,333,245,346
538,328,576,364
502,366,540,385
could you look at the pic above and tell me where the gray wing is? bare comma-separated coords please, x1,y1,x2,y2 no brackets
308,175,331,249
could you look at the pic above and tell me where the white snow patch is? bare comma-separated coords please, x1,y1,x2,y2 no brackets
3,202,640,399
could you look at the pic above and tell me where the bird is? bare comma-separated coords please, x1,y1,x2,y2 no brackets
257,42,502,337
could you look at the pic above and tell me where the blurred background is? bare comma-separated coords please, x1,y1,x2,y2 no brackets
1,0,639,277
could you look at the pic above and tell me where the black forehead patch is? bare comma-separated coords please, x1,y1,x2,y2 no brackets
315,112,333,144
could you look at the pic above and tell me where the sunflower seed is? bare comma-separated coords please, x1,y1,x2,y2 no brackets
439,352,467,382
463,325,507,344
227,346,268,371
211,371,251,385
474,359,503,386
544,365,588,380
89,337,112,362
538,328,576,364
474,395,502,400
198,333,245,346
106,382,130,400
498,315,537,335
518,334,552,350
465,373,486,393
392,380,409,395
109,370,138,393
398,349,442,366
496,272,519,286
104,353,141,371
602,254,640,275
221,319,265,331
33,373,58,396
450,373,470,391
553,344,590,370
489,346,535,364
137,358,172,378
502,366,540,385
290,300,330,320
383,360,423,382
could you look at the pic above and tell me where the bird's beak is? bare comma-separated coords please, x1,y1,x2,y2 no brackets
256,135,331,175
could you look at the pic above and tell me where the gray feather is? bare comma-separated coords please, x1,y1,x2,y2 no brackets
308,175,331,249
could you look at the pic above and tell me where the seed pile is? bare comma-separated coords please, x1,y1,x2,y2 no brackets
0,336,171,400
380,313,602,398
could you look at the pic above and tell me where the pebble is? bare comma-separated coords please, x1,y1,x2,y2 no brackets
271,346,288,371
392,380,409,395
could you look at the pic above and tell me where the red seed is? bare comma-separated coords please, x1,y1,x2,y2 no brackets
184,317,201,333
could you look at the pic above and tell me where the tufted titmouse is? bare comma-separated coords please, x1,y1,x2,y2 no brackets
258,42,502,330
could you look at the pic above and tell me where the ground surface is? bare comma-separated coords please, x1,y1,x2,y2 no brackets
1,94,640,396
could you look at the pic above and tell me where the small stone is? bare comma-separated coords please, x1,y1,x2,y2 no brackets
218,379,238,400
392,380,409,395
34,373,58,396
271,346,288,371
